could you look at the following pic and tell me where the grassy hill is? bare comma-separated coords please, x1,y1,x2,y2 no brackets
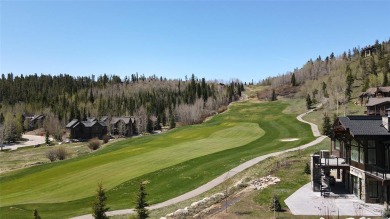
0,100,314,218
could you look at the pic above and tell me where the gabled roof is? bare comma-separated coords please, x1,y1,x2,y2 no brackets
100,116,108,122
110,116,134,125
366,97,390,107
338,116,390,136
66,119,80,128
31,114,44,121
81,120,107,128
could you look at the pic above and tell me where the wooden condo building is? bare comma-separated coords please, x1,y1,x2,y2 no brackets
315,111,390,204
66,117,108,140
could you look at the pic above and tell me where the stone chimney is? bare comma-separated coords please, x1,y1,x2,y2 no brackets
383,108,390,131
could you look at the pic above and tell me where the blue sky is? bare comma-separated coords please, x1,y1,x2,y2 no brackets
1,1,389,83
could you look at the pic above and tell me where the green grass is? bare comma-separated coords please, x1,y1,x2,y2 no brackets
0,101,314,218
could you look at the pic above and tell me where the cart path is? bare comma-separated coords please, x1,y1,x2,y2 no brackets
72,109,326,219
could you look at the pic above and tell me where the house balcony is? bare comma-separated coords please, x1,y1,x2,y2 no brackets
320,157,350,170
366,164,390,181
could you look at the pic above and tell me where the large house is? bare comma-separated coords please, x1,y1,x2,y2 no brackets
110,116,136,136
66,117,107,139
365,97,390,116
360,86,390,106
24,114,45,131
314,112,390,204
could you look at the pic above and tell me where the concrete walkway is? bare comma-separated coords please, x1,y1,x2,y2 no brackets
285,183,383,217
72,109,326,219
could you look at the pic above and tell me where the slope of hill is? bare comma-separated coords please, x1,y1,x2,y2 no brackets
259,39,390,114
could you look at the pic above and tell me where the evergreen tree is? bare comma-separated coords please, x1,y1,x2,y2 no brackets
45,131,50,145
169,113,175,129
136,182,149,219
291,73,296,86
345,65,354,101
33,209,41,219
146,118,153,133
322,82,328,98
269,194,282,212
271,89,277,101
383,72,388,86
322,113,332,136
92,183,109,219
306,94,312,110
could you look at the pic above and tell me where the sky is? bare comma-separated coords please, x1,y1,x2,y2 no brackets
1,0,390,83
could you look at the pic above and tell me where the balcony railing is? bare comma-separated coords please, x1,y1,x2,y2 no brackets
321,157,350,167
366,164,390,180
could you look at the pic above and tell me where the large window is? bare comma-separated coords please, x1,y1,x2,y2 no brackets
351,140,359,162
368,180,379,198
367,140,376,165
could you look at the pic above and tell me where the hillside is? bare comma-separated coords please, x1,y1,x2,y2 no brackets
259,39,390,114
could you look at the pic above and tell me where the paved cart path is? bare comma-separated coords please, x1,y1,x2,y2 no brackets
72,109,326,219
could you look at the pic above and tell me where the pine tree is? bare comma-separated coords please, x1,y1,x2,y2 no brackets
383,72,388,86
45,131,50,145
271,89,277,101
92,183,109,219
306,94,312,110
291,73,296,86
322,113,332,136
33,209,41,219
169,113,176,129
345,65,354,101
136,182,149,219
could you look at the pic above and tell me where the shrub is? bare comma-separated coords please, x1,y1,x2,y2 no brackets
46,146,69,162
46,149,57,162
269,194,282,212
102,135,110,144
56,146,69,160
383,202,390,218
88,138,101,151
304,162,311,174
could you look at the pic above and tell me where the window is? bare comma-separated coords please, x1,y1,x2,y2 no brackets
368,180,378,198
351,140,359,162
367,140,376,164
353,175,360,198
335,140,340,150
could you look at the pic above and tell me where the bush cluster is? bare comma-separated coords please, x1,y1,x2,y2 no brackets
88,138,102,151
45,146,69,162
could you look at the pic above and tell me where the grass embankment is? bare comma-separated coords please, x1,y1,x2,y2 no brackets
0,101,314,218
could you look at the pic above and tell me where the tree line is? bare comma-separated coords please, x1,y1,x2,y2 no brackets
0,73,244,142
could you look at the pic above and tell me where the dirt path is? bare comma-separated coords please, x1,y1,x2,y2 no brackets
2,135,45,151
71,108,326,219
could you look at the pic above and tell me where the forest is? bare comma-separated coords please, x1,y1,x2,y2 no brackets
0,73,244,142
260,39,390,111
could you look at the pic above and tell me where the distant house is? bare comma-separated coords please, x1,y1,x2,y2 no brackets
360,86,390,105
365,97,390,116
361,46,376,57
110,116,136,136
66,117,107,139
26,114,45,131
313,113,390,204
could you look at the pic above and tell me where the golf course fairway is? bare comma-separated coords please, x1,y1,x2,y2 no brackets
0,101,314,218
